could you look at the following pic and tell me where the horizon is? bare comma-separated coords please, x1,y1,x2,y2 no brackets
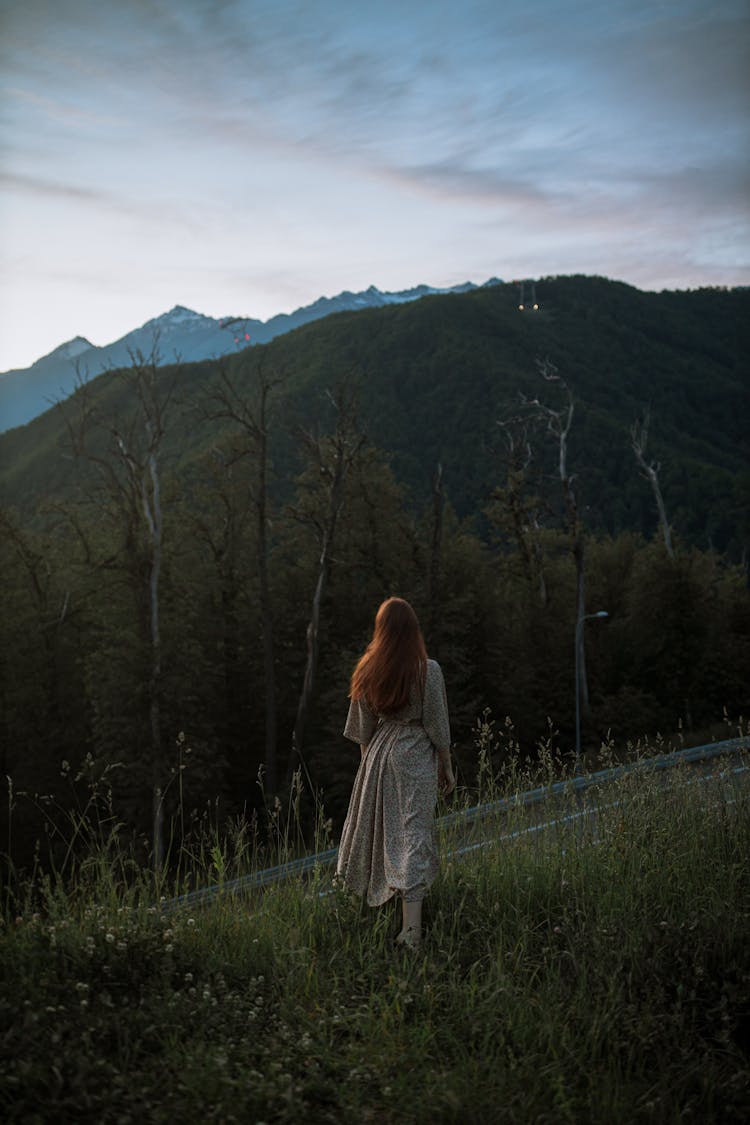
1,0,748,372
4,270,746,374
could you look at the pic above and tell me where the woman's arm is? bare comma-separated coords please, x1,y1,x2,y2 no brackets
437,746,456,795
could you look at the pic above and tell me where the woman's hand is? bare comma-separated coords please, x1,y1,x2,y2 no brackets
438,755,456,797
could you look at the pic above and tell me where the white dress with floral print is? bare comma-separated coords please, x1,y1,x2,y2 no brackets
336,658,451,906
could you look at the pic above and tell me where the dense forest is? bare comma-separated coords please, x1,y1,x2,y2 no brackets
1,276,749,868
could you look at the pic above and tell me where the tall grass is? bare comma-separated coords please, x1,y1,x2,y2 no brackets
1,730,749,1123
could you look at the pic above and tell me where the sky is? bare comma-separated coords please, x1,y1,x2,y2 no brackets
1,0,748,372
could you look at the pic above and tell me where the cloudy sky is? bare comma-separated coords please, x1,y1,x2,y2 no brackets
1,0,748,371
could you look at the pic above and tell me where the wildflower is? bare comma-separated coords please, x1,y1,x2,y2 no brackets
162,929,173,941
184,972,193,983
165,944,173,953
105,932,115,944
75,982,89,994
116,941,127,951
187,917,195,927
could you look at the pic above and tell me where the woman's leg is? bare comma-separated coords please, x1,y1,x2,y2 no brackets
396,896,423,946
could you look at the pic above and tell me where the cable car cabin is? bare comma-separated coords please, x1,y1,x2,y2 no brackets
515,279,539,310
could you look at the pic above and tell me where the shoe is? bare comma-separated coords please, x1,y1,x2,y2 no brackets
394,927,421,949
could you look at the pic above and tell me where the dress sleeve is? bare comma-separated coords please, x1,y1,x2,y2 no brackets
344,696,378,745
422,660,451,751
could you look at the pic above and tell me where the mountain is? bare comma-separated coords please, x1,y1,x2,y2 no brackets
1,276,747,554
0,280,500,433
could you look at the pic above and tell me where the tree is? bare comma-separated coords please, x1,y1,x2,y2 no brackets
488,412,548,606
58,342,176,867
428,463,445,644
630,408,674,557
199,354,284,793
523,362,594,726
289,381,365,781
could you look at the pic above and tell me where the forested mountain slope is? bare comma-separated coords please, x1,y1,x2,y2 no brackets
2,276,749,863
2,275,747,554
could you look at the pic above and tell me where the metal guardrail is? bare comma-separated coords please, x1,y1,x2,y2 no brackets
162,736,749,913
440,735,750,828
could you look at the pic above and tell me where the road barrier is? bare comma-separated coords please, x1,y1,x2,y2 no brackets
163,736,748,913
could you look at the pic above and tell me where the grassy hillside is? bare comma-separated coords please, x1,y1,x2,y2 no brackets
2,738,749,1123
1,277,748,552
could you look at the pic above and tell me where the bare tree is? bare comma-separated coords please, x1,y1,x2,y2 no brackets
526,361,591,710
289,381,365,780
428,462,445,643
631,408,674,557
58,341,176,869
191,446,248,780
199,355,283,793
493,413,548,606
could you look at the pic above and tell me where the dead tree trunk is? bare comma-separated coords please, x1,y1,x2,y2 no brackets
139,439,164,868
289,383,364,781
255,381,278,792
494,416,548,606
533,362,590,710
631,409,674,557
122,355,170,869
428,463,444,644
201,358,282,792
59,341,175,870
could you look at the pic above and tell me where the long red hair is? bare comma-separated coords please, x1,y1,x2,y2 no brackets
350,597,427,715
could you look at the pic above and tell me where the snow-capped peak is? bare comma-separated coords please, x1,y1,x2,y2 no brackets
147,305,211,330
47,336,93,362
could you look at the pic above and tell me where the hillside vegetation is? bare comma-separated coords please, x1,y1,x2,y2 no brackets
2,737,749,1123
2,276,748,551
1,276,748,867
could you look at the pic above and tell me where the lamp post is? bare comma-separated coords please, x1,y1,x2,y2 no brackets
575,610,609,772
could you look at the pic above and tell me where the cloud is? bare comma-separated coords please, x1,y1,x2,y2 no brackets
0,169,106,203
2,85,124,128
0,169,201,234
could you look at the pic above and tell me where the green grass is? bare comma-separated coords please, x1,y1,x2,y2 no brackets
1,741,749,1124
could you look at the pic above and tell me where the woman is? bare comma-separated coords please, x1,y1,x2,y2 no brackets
336,597,455,947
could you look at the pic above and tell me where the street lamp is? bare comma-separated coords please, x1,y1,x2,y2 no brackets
575,610,609,772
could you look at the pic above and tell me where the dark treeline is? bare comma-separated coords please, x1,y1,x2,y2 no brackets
1,277,749,869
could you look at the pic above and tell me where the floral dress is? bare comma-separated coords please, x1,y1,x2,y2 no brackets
336,658,451,906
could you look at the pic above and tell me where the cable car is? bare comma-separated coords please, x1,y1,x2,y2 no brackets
515,279,539,310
